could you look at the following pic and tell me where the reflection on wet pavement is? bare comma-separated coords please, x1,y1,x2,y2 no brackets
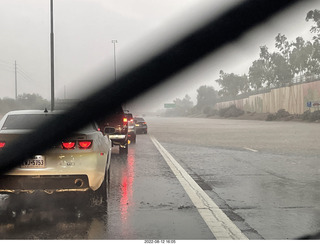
0,192,108,239
120,148,135,222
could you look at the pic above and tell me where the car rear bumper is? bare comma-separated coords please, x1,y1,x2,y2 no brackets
0,175,90,194
1,152,108,192
136,127,147,133
109,134,126,140
109,134,127,145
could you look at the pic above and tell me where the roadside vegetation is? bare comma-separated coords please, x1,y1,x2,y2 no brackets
0,93,50,116
163,9,320,120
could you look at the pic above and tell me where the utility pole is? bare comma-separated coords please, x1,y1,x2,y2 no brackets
50,0,55,111
14,60,17,99
111,40,117,82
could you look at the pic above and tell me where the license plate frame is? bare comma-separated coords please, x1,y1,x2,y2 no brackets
21,155,46,168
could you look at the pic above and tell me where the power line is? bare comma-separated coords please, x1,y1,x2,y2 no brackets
16,66,35,82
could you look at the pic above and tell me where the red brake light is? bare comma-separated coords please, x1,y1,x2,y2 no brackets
62,141,76,150
0,142,5,148
79,140,92,149
123,117,128,125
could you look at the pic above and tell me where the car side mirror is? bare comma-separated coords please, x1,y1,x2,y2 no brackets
104,127,116,135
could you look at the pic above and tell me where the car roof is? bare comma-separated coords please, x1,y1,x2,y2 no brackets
4,110,63,115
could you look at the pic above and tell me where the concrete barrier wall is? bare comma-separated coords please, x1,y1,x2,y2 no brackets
215,80,320,114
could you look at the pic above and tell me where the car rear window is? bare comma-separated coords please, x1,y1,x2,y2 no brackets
2,114,56,130
125,113,133,120
2,114,96,131
135,117,145,122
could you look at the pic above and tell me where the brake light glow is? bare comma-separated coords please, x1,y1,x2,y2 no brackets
79,140,92,149
62,141,76,150
0,142,5,148
123,117,128,125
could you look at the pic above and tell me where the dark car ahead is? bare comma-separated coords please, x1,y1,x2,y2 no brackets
125,111,136,144
134,117,147,134
98,106,129,155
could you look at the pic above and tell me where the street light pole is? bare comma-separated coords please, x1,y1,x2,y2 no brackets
111,40,117,82
50,0,55,111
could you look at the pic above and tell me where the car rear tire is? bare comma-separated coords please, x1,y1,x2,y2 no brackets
131,136,136,144
89,171,108,206
119,143,128,154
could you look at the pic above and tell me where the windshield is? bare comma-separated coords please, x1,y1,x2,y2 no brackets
0,0,319,241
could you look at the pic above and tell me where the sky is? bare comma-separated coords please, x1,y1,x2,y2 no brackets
0,0,318,114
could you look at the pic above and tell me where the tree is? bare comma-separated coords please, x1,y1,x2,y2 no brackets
173,94,194,116
164,94,194,117
271,52,293,86
259,46,277,87
275,33,291,61
306,40,320,75
306,9,320,41
249,45,293,89
289,37,313,76
17,93,49,110
196,85,218,110
249,59,267,90
216,70,249,98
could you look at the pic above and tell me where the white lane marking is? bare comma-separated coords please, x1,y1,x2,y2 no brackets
243,147,258,153
150,136,248,240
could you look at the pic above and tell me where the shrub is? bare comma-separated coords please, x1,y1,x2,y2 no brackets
266,109,291,121
266,113,277,121
309,110,320,121
219,105,244,117
275,109,290,118
301,110,311,120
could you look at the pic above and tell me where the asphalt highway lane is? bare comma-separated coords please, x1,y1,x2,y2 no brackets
105,135,214,240
0,116,319,240
147,117,320,240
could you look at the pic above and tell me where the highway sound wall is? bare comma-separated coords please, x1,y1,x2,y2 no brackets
215,80,320,114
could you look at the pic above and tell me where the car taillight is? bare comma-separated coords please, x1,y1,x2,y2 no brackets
79,140,92,149
62,141,76,150
123,117,128,125
0,142,5,148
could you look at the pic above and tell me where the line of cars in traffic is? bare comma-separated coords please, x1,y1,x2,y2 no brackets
125,110,148,144
0,107,147,210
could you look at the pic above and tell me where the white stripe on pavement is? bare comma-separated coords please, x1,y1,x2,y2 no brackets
150,135,248,240
243,147,258,153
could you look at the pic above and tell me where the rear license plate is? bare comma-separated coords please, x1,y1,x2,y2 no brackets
21,155,46,168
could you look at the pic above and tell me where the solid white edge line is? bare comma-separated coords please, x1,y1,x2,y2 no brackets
150,135,248,240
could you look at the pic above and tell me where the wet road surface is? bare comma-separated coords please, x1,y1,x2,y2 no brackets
0,117,319,240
